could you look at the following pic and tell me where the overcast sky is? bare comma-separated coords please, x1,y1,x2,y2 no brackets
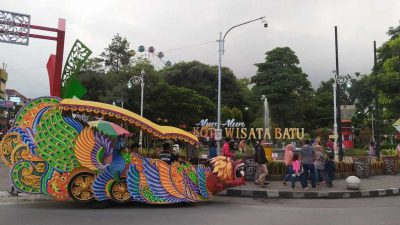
1,0,399,98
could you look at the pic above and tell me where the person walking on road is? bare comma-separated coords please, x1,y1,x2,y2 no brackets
254,140,269,187
300,139,316,189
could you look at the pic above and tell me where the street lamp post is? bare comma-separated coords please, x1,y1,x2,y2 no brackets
128,69,145,146
216,16,267,153
332,72,350,161
332,81,338,160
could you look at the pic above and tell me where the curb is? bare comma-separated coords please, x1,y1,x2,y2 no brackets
224,187,400,199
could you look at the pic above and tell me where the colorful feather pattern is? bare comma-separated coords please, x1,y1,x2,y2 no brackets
127,164,145,202
34,107,80,172
74,127,112,170
92,167,113,201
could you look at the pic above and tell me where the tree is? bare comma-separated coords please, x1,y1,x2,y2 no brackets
100,34,133,73
376,22,400,123
221,106,233,122
76,71,107,102
144,82,215,127
312,79,334,128
81,57,105,74
161,61,248,112
231,107,243,121
251,47,313,128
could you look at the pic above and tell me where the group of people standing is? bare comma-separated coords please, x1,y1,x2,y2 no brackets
283,140,336,190
209,137,337,191
208,137,248,159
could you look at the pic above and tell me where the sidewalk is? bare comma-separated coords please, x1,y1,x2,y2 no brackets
222,175,400,199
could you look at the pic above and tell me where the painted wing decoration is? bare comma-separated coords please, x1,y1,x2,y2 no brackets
74,127,113,171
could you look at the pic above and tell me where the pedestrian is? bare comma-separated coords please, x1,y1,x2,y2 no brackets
130,142,140,154
324,154,336,187
254,140,269,187
221,137,234,157
238,139,247,152
326,138,334,153
300,139,316,189
282,144,294,185
368,139,376,157
208,139,217,159
396,140,400,158
291,153,304,190
314,145,326,185
159,142,177,164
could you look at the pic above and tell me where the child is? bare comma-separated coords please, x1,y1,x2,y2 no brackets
291,153,304,190
324,154,336,187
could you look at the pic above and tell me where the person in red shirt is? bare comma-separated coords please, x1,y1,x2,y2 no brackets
222,137,234,157
326,139,334,152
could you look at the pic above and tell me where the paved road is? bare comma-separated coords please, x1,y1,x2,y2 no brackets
0,196,399,225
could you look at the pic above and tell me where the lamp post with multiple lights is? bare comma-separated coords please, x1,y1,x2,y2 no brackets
332,72,350,161
128,69,145,146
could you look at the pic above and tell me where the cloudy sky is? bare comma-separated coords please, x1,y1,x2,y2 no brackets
1,0,399,98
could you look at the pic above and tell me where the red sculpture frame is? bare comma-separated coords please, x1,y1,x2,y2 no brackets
0,18,65,97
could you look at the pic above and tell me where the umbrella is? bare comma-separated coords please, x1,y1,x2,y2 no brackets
88,120,131,138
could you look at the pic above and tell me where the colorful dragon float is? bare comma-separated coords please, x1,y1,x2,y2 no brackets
0,97,245,205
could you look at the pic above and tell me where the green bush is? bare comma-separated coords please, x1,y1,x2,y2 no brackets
267,161,286,175
381,144,397,150
381,148,398,156
344,148,368,157
235,151,244,159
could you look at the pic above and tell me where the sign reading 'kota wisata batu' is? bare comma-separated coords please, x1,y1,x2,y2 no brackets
193,119,304,140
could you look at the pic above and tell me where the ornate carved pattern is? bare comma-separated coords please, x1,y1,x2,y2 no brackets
10,160,47,193
0,10,30,45
13,97,60,129
46,171,71,200
61,39,92,87
0,132,21,167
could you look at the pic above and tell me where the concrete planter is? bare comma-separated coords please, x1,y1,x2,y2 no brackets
244,158,256,181
383,156,399,175
353,156,371,178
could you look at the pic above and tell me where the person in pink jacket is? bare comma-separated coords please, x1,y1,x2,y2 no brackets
291,153,305,190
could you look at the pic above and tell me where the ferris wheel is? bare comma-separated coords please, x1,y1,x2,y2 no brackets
131,45,171,70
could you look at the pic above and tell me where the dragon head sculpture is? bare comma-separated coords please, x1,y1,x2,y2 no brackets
206,156,245,194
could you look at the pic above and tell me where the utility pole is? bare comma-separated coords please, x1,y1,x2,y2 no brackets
335,26,344,161
374,40,381,159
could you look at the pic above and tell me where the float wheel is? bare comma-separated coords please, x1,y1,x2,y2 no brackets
110,179,131,203
67,172,95,203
